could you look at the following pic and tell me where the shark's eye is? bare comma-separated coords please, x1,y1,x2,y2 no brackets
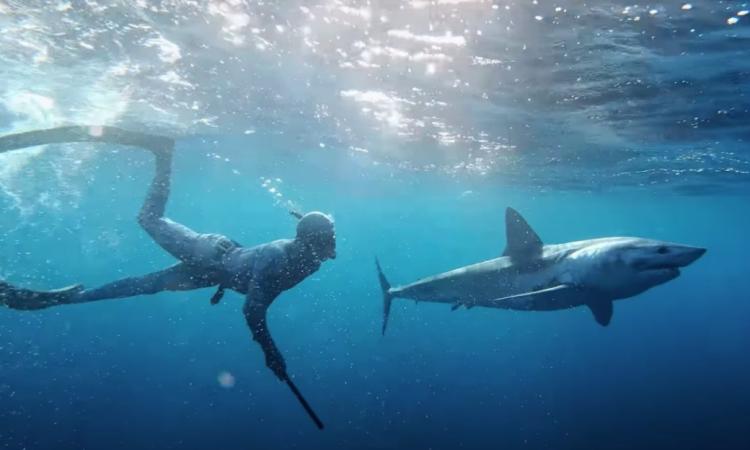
657,246,669,254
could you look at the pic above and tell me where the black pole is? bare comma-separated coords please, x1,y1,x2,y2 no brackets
284,378,325,430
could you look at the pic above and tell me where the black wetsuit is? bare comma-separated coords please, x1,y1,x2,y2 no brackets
3,148,325,380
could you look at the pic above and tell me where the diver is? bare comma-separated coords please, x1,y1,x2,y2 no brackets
0,132,336,385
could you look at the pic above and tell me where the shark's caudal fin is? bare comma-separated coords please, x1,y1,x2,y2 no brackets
375,258,394,335
503,207,543,261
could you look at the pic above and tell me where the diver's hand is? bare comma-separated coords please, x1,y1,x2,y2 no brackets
265,349,288,381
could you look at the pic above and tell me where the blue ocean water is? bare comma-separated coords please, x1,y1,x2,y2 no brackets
2,1,750,449
1,138,748,449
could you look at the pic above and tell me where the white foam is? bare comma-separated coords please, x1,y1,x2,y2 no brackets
143,35,182,64
387,29,466,47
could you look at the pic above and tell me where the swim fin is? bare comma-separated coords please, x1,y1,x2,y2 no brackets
0,281,83,310
0,125,174,155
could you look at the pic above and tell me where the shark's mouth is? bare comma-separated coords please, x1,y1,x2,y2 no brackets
633,247,707,274
639,264,681,278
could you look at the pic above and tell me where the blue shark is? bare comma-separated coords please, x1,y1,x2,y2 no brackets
376,208,706,333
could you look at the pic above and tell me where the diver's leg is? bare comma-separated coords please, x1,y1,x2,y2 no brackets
72,263,215,304
0,264,214,310
136,151,236,268
136,147,208,263
139,147,173,224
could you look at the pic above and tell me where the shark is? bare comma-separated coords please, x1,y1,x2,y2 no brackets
376,208,706,334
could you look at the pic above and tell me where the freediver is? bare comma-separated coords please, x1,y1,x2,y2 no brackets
0,132,336,384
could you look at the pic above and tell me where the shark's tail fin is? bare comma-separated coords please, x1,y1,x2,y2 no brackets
375,258,394,336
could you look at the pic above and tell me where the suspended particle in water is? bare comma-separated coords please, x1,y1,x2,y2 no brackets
681,4,693,11
217,371,235,389
727,17,739,25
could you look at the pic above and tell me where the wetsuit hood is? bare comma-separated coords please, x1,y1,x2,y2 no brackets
296,212,336,260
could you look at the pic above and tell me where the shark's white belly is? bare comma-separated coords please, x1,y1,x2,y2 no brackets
393,256,579,308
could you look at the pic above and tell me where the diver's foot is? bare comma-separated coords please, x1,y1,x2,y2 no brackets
0,282,84,311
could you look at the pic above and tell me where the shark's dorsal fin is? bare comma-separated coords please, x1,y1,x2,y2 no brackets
503,207,543,260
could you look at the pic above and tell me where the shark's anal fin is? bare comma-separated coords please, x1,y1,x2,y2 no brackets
586,299,613,326
450,301,474,311
503,208,543,261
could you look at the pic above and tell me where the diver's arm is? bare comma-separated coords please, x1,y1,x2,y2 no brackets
243,283,287,381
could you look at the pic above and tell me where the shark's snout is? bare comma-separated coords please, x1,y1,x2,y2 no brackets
673,246,706,267
631,243,707,273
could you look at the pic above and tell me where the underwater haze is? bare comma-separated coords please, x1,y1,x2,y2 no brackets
1,1,749,449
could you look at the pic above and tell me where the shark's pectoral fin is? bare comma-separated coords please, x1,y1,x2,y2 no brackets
489,285,579,311
586,299,613,326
